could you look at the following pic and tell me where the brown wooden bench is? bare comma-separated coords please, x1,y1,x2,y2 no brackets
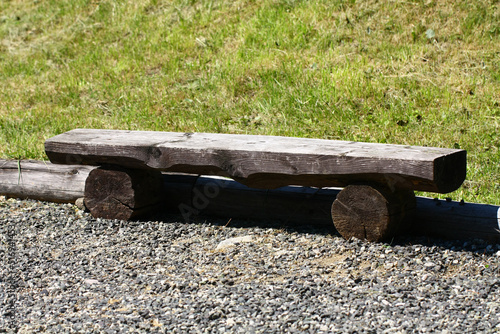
45,129,466,242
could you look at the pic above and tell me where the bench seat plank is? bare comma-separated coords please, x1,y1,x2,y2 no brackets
45,129,466,193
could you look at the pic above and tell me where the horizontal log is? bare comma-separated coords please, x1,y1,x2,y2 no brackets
163,174,337,226
0,160,93,203
2,161,498,242
415,198,500,242
165,175,500,242
45,129,466,193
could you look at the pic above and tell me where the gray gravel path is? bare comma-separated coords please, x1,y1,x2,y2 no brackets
1,196,500,333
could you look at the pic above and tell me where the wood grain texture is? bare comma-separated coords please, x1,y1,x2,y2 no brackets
45,129,466,193
331,185,416,242
84,166,165,220
0,159,93,202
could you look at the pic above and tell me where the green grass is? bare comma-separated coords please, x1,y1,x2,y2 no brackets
1,0,499,204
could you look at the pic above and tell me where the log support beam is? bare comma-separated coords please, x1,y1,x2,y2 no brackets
331,184,416,242
84,166,164,220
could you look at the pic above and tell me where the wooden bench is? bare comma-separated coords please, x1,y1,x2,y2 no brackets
45,129,467,242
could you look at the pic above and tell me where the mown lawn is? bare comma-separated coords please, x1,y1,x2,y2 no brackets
1,0,499,204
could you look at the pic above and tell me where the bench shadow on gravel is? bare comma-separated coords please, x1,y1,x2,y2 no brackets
147,210,498,255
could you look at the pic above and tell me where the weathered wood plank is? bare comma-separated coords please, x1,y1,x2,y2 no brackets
45,129,466,193
0,159,93,203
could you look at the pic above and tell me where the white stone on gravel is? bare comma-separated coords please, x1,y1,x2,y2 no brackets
215,235,254,250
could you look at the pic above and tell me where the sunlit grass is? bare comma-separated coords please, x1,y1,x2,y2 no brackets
1,0,499,204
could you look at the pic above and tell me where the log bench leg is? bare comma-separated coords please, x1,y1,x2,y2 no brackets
84,166,164,220
331,184,416,242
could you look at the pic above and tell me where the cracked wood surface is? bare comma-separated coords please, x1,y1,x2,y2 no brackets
45,129,466,193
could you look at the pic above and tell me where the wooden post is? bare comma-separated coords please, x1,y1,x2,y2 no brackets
331,184,416,242
84,166,164,220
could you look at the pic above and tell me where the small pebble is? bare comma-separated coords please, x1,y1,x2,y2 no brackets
75,197,86,211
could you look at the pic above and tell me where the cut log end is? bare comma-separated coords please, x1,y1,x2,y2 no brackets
84,166,164,220
331,184,416,242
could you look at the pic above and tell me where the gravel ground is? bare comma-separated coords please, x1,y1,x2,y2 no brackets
1,196,500,333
